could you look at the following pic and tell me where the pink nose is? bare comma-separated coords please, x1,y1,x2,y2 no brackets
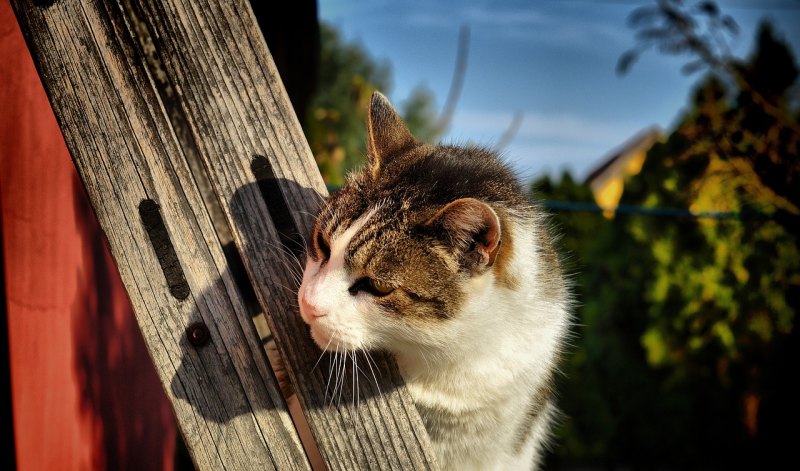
300,294,325,319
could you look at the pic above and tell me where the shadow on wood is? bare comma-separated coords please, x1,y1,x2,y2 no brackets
170,177,408,425
12,0,438,466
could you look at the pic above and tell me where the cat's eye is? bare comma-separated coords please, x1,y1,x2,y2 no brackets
368,278,395,296
348,277,395,297
315,228,330,260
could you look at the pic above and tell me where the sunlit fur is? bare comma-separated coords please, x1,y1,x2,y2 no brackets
298,93,570,470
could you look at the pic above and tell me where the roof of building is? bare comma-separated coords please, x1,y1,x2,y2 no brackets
584,126,664,186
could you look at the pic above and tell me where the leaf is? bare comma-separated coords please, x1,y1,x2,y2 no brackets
681,59,707,75
627,5,659,27
695,1,720,17
662,6,697,31
659,39,692,55
721,15,739,36
617,49,640,76
636,27,671,41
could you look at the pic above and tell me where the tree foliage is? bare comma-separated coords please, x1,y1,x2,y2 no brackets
303,23,391,186
620,1,800,235
541,17,799,469
304,23,438,186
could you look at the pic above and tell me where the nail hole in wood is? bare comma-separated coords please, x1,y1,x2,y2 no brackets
139,199,190,300
251,155,304,257
186,322,210,347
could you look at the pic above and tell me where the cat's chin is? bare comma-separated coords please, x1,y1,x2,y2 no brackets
309,325,333,350
309,324,365,353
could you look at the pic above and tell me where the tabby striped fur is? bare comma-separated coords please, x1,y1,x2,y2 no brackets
298,93,570,470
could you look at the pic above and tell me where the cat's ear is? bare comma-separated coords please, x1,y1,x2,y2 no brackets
425,198,502,272
367,92,416,176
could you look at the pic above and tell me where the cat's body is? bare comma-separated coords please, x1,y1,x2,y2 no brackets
298,93,569,470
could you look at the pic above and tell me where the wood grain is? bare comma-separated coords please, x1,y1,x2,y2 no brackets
127,0,439,469
12,0,438,469
11,0,308,469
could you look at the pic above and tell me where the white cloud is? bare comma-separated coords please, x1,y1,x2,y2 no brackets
460,6,547,27
504,142,605,181
401,3,630,50
446,108,648,181
451,109,638,145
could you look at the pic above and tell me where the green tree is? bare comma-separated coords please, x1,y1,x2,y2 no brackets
304,23,438,186
541,18,799,469
623,22,799,467
536,174,692,468
303,23,391,186
619,1,800,235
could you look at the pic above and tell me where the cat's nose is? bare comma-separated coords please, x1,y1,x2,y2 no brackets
300,294,325,320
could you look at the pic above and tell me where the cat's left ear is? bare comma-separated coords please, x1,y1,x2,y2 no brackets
367,92,417,177
425,198,502,273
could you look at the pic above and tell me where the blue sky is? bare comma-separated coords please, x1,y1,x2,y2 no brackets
319,0,800,182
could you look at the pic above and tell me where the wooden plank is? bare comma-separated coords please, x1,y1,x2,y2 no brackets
126,1,440,469
10,1,310,469
14,0,438,468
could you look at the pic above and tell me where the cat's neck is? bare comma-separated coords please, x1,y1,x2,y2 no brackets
392,223,566,404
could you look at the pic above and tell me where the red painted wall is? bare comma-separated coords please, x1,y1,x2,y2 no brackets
1,3,176,469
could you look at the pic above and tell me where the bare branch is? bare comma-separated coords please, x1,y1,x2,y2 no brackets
433,25,470,138
495,111,524,151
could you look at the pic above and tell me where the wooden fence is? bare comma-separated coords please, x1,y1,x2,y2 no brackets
11,0,437,469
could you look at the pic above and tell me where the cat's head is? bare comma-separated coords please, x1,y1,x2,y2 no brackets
298,93,535,355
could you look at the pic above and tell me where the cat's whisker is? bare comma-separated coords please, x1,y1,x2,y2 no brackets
273,260,303,286
349,352,356,410
314,190,330,204
324,351,335,405
271,281,299,297
327,337,343,406
333,346,345,407
272,269,303,293
295,231,309,250
296,209,322,220
334,351,343,407
257,236,296,260
295,93,571,468
333,350,342,407
311,333,336,373
415,345,433,371
354,352,361,411
258,238,306,274
363,351,383,396
265,259,304,287
275,255,306,281
352,352,367,378
291,271,304,285
341,349,351,408
312,200,334,228
339,349,349,407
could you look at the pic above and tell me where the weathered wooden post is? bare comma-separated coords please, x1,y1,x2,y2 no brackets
11,0,437,469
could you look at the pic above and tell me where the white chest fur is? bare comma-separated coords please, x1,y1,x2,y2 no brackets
300,214,568,471
393,227,569,471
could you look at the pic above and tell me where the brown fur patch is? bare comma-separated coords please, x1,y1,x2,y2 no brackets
492,210,520,290
344,209,463,321
309,92,562,323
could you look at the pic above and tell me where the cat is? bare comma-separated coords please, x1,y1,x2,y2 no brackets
297,92,570,470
